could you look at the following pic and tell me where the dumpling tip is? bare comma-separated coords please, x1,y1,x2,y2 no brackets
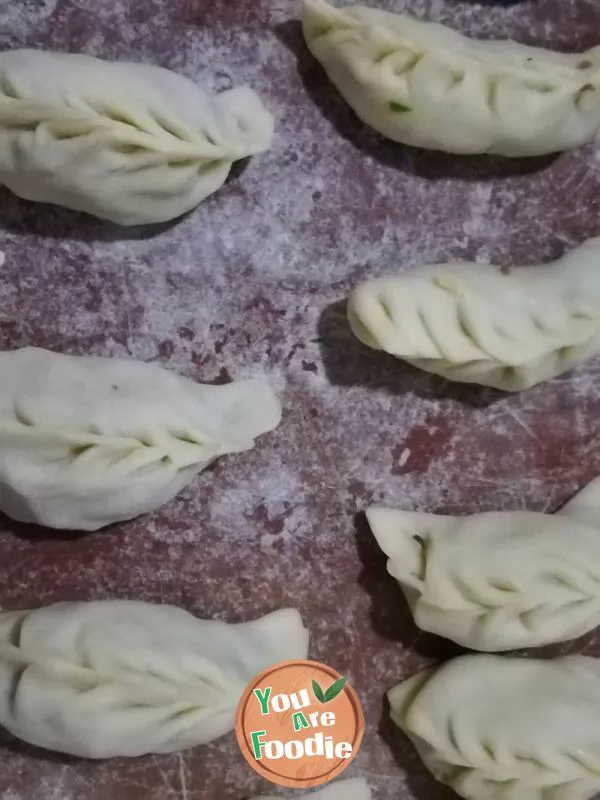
302,0,353,39
217,86,275,156
366,506,431,587
347,292,384,351
214,379,282,440
245,608,310,664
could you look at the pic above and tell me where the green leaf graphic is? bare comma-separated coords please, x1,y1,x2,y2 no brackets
312,679,325,703
313,677,348,704
324,677,347,702
389,101,411,113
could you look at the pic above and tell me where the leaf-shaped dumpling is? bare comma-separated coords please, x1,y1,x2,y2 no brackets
0,600,308,758
0,348,281,530
348,238,600,391
255,777,372,799
0,49,273,225
367,477,600,651
302,0,600,156
389,654,600,800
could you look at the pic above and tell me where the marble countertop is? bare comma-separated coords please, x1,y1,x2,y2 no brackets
1,0,600,798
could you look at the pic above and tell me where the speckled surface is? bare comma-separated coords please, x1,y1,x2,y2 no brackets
1,1,600,799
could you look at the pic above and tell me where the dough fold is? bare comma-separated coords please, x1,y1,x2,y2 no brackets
348,238,600,390
0,348,281,530
368,477,600,651
0,600,308,758
0,50,273,224
389,654,600,800
303,0,600,156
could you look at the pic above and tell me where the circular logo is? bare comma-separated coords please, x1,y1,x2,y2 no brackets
236,659,364,789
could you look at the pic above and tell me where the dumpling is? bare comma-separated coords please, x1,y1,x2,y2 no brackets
0,600,308,758
0,347,281,530
367,477,600,651
389,654,600,800
347,238,600,391
254,778,372,799
0,49,273,225
302,0,600,157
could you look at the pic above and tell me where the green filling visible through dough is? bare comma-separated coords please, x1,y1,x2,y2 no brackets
578,83,596,96
389,101,411,113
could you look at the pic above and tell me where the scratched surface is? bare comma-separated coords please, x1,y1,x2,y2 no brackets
1,0,600,799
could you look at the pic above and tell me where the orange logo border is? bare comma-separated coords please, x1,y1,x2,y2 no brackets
236,659,365,789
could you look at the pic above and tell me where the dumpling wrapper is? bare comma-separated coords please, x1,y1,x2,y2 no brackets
389,654,600,800
348,237,600,391
302,0,600,157
367,477,600,651
0,600,308,758
0,49,273,225
254,777,372,799
0,347,281,530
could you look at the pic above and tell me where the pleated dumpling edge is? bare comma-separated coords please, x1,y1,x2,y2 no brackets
388,655,600,800
302,0,600,156
0,348,282,530
367,478,600,651
0,601,309,758
0,49,274,224
347,239,600,391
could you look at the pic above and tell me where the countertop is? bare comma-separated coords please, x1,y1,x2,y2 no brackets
1,0,600,798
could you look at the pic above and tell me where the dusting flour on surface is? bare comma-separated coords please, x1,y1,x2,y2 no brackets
1,1,600,799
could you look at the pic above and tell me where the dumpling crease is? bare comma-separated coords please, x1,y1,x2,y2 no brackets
368,476,600,651
348,238,600,391
0,49,273,224
303,0,600,156
0,348,281,530
390,654,600,800
0,600,308,758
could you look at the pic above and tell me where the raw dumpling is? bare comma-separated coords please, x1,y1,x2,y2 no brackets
302,0,600,157
0,49,273,225
389,654,600,800
367,477,600,651
348,238,600,391
254,778,372,799
0,600,308,758
0,347,281,530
